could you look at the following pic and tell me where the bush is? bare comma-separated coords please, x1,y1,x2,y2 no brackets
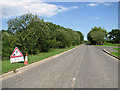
2,13,84,60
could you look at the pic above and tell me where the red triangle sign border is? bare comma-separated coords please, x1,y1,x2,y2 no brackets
10,47,23,58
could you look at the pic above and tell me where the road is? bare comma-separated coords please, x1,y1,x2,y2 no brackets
2,44,118,88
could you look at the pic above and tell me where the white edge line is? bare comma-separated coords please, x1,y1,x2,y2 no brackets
102,49,119,61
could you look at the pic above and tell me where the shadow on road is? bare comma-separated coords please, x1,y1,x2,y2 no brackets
85,42,91,45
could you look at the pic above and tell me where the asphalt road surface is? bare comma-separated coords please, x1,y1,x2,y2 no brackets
2,44,118,88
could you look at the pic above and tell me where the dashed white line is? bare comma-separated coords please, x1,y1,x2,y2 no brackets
72,78,76,87
72,78,76,81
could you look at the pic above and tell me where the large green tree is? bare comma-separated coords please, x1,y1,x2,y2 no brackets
6,13,51,54
109,29,120,43
7,13,43,33
87,26,107,45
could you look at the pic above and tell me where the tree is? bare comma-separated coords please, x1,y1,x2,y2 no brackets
89,30,104,45
6,13,51,54
2,13,84,60
7,13,43,33
2,30,18,60
109,29,120,43
76,31,84,44
87,26,107,45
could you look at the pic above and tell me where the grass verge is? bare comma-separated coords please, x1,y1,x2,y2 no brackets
93,42,119,47
110,52,119,58
110,48,120,59
113,48,120,51
2,45,78,74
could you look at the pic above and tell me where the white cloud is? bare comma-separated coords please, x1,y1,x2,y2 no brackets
71,6,78,9
1,0,78,19
100,2,111,6
95,17,100,20
87,3,98,7
87,2,111,7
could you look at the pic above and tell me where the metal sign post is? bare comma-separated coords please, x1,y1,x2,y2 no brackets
13,63,17,73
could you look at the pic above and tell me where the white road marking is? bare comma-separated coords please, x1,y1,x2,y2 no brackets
73,78,76,81
72,78,76,87
104,51,119,61
71,48,85,88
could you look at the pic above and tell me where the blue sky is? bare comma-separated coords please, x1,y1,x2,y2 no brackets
1,1,118,40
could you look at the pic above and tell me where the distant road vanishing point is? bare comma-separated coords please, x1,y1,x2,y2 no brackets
2,44,118,88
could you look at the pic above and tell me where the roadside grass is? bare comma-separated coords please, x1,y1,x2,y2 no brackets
93,42,118,47
110,48,120,58
93,42,120,59
110,52,119,58
2,45,78,74
113,48,120,51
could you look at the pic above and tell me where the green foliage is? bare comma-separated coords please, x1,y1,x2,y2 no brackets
7,13,42,33
2,30,18,60
108,29,120,43
2,13,84,60
76,31,84,44
113,48,120,52
87,26,107,45
110,52,119,58
90,30,104,45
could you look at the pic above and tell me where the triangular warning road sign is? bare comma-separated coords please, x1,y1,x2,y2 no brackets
10,47,23,58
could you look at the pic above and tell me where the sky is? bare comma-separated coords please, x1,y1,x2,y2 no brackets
1,0,118,40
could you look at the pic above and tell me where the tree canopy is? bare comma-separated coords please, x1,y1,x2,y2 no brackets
87,26,108,45
2,13,84,60
108,29,120,43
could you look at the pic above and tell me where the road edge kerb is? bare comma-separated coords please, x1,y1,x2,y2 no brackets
102,49,120,60
1,45,80,79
